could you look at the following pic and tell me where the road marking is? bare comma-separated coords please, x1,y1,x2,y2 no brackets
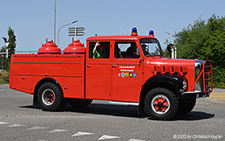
0,122,8,125
8,124,25,127
129,139,146,141
1,121,147,141
209,92,225,101
211,92,225,94
72,131,94,137
48,129,67,133
98,135,120,140
27,126,46,130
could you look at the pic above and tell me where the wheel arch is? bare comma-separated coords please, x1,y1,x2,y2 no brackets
138,75,184,114
33,78,63,106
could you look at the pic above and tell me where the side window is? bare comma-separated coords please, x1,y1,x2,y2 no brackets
115,42,140,58
89,42,110,59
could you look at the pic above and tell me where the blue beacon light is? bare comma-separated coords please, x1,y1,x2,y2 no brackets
131,27,138,36
149,30,154,37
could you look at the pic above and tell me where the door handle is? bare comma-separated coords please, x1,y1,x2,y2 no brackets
112,64,117,68
87,64,90,68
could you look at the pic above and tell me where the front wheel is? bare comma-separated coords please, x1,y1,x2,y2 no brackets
37,82,66,111
144,87,178,120
178,98,196,114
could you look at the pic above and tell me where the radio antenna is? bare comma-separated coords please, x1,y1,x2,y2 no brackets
118,27,128,35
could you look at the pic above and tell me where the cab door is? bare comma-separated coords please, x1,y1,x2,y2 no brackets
86,41,112,100
112,41,143,102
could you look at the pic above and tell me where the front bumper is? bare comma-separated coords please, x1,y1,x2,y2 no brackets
181,90,211,98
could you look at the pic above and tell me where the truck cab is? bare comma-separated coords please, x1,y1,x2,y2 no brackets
9,27,213,120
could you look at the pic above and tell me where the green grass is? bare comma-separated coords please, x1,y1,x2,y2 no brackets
0,71,9,84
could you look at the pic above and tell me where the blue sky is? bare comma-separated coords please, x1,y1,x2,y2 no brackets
0,0,224,51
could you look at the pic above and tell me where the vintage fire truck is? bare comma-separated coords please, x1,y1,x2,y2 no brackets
9,27,213,120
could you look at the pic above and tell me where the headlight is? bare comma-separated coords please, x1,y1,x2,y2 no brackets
182,80,187,90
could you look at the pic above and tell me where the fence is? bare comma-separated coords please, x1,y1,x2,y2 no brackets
0,51,38,71
0,51,68,71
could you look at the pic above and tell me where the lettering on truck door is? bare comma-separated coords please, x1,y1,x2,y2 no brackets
112,41,142,102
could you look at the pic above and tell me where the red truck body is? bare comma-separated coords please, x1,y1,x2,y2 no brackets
9,28,213,120
10,54,85,98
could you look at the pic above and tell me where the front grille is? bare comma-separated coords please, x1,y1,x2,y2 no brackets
194,60,213,93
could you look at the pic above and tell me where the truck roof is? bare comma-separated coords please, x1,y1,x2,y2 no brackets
87,35,156,41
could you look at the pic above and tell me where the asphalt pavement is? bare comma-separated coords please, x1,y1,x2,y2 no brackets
0,84,225,141
208,89,225,101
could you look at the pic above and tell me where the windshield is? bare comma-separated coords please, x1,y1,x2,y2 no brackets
140,38,163,57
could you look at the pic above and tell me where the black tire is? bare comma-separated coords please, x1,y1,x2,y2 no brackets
37,82,66,111
68,99,92,108
178,98,196,114
144,87,178,120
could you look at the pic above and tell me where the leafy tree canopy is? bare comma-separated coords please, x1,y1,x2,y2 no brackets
1,27,16,71
173,14,225,88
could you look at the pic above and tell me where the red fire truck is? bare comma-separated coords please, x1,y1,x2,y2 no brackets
9,27,213,120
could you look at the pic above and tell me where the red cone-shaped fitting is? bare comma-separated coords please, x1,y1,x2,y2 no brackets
38,40,61,54
64,39,86,54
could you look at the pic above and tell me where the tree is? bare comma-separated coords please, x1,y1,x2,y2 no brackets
173,15,225,88
1,27,16,71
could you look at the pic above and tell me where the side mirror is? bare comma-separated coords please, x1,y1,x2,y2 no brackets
167,44,173,58
136,48,140,56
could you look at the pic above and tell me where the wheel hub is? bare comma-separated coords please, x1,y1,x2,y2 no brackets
151,95,170,114
157,102,163,108
42,89,55,106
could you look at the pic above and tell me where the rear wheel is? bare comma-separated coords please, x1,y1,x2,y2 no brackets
178,98,196,114
68,99,92,108
144,87,178,120
37,82,66,111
